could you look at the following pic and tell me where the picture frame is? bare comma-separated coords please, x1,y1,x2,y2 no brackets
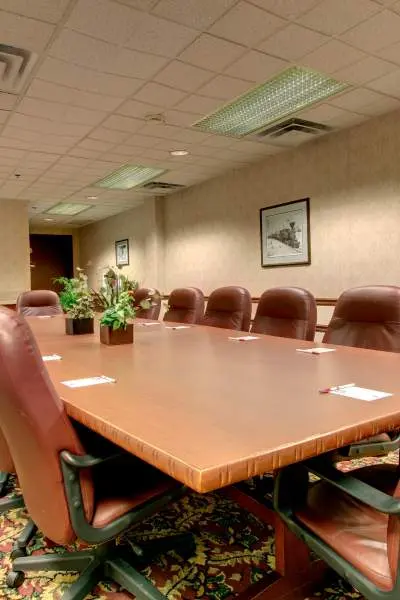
259,198,310,268
115,238,129,267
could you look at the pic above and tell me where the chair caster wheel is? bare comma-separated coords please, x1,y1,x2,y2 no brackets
6,570,25,588
11,546,26,560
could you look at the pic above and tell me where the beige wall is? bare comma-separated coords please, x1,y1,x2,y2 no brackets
79,108,400,301
29,226,80,272
164,109,400,298
0,199,30,304
79,198,164,291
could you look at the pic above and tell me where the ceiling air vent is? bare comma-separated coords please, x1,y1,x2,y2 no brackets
255,118,332,140
0,44,37,94
142,182,185,192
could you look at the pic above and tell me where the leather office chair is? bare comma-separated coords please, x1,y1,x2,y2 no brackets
164,287,204,324
251,287,317,340
201,286,252,331
0,308,193,598
16,290,62,317
275,457,400,600
134,287,161,320
323,285,400,459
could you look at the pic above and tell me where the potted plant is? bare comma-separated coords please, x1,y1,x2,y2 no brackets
94,267,152,345
55,269,95,335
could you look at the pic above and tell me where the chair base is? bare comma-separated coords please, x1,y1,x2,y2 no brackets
11,519,38,559
8,532,195,600
0,494,24,514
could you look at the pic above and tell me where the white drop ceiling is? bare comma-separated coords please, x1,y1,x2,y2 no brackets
0,0,400,227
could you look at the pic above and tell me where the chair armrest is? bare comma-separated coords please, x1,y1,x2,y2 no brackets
60,450,124,469
348,433,400,458
305,457,400,515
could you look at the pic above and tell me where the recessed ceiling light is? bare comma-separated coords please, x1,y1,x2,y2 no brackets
169,149,189,157
46,203,92,216
193,66,349,138
44,218,55,222
87,195,98,200
95,164,167,190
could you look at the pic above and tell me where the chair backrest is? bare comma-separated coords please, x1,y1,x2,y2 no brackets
322,286,400,351
251,287,317,341
0,308,93,544
201,286,252,331
0,429,14,473
16,290,62,317
134,288,161,320
164,288,204,324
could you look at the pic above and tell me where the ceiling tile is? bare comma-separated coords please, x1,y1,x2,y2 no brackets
377,40,400,65
124,134,164,148
164,109,203,127
134,83,187,107
37,58,144,96
0,0,70,23
258,24,328,60
153,0,237,30
26,79,123,112
101,115,143,132
125,14,198,57
117,99,161,119
50,29,167,79
368,69,400,97
179,34,246,72
340,10,400,52
0,10,55,53
247,0,320,19
334,56,398,85
66,0,143,44
200,135,239,148
6,113,91,138
327,112,368,128
298,103,358,122
302,40,366,73
0,93,17,110
74,139,115,152
209,2,286,46
154,61,214,92
298,0,380,35
17,98,107,126
329,88,393,112
225,50,288,82
112,0,159,9
195,75,254,100
174,95,222,115
89,128,131,144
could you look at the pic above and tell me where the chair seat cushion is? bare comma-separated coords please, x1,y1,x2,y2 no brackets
92,455,179,528
295,464,398,591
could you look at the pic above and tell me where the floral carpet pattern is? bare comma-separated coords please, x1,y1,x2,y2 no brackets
0,451,397,599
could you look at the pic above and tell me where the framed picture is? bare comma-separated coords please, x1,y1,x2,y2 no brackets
115,238,129,267
259,198,310,268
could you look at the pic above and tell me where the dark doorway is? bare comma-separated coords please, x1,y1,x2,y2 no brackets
30,234,73,291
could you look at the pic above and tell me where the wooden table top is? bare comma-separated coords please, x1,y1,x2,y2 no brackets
29,316,400,493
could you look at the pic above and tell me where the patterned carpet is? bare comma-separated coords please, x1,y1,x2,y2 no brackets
0,452,397,599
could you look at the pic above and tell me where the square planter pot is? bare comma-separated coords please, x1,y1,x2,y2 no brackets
65,317,94,335
100,323,133,345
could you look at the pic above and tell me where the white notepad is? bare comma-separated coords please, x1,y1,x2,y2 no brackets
330,386,392,402
165,325,191,330
42,354,62,361
62,376,116,388
137,322,160,327
296,348,336,354
229,336,260,341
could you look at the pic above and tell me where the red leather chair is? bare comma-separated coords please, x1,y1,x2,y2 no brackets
323,285,400,351
0,431,22,511
275,457,400,600
323,286,400,459
16,290,62,317
134,287,161,320
251,287,316,340
164,288,204,324
201,286,252,331
0,308,193,597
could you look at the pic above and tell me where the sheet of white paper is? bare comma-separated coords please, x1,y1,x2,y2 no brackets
62,376,115,388
42,354,62,361
229,336,260,341
296,348,336,354
165,325,191,330
330,386,392,401
137,322,160,327
37,315,52,319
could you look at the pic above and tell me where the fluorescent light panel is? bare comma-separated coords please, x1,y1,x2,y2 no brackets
193,67,349,137
46,202,92,216
95,164,166,190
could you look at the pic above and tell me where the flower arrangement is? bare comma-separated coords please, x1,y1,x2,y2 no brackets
54,269,95,320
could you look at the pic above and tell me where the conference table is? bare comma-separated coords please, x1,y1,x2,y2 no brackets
29,315,400,599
